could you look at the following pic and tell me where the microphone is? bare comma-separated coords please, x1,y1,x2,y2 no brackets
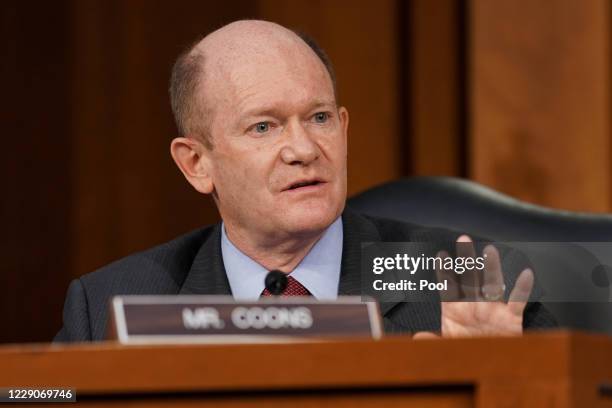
265,270,287,295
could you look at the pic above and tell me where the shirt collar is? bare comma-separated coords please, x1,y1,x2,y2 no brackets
221,217,343,301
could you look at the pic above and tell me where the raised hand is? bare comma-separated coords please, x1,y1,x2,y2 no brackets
414,235,534,338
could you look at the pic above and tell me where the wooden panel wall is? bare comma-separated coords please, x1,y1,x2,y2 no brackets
470,0,611,212
408,0,464,176
2,1,74,345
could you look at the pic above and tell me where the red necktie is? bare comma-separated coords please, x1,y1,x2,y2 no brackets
261,275,311,297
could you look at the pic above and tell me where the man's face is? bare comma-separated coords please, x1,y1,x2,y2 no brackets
202,41,348,241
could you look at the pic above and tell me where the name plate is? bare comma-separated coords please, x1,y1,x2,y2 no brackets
108,296,382,344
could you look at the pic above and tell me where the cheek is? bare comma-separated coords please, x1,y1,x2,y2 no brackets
319,131,348,167
214,146,276,193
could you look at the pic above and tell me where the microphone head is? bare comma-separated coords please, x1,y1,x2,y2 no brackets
265,270,287,295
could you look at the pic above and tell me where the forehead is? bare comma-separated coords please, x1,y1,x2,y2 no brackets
202,37,335,120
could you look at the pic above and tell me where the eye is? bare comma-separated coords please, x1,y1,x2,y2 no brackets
313,112,329,123
254,122,269,133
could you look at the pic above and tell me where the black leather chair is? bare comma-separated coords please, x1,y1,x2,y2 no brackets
348,176,612,333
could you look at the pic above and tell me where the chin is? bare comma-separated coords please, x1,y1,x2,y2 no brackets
280,200,343,235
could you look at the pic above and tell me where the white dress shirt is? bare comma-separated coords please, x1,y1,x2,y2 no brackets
221,217,343,300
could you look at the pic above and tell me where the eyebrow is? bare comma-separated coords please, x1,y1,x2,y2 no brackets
239,99,337,120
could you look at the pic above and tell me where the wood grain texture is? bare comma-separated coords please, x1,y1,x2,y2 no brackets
2,332,611,407
15,393,472,408
0,0,74,344
408,0,463,176
470,0,611,212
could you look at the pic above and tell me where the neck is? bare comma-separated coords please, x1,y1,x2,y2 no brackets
223,223,327,273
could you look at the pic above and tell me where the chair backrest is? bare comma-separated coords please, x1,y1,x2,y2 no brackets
348,176,612,241
348,176,612,333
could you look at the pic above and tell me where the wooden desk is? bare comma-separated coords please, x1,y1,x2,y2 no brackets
1,331,611,407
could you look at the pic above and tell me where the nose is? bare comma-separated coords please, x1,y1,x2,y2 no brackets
280,120,319,166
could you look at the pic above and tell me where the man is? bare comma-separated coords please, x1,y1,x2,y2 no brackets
55,20,555,342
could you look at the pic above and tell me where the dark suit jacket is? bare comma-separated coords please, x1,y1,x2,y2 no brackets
54,208,556,342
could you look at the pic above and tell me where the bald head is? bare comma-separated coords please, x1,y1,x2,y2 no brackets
169,20,336,148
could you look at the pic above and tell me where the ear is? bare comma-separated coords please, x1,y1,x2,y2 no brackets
170,137,214,194
338,106,349,143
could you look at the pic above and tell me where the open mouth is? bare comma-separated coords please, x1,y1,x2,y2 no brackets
285,180,324,191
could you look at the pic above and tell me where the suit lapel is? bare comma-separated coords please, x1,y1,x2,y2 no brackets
339,208,402,316
179,223,232,295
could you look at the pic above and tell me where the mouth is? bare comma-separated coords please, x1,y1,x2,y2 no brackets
282,179,326,192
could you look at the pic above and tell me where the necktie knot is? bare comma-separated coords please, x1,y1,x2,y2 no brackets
261,275,311,297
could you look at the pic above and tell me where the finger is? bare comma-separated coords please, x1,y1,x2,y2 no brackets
456,234,477,257
481,245,505,301
413,331,440,339
435,250,460,301
456,235,480,299
508,268,535,316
